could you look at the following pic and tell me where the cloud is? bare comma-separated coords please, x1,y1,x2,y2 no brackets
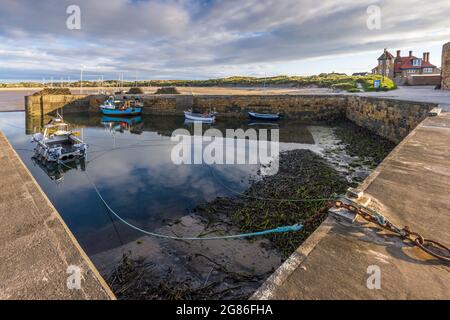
0,0,449,79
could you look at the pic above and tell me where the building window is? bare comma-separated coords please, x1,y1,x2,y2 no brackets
423,68,433,73
412,59,422,67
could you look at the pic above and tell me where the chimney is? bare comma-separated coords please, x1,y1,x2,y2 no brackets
397,50,401,57
426,52,430,62
409,50,413,57
423,52,427,62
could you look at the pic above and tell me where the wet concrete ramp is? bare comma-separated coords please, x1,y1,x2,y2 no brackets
0,131,114,299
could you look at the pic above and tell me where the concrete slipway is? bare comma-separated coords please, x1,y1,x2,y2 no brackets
253,113,450,300
0,131,114,299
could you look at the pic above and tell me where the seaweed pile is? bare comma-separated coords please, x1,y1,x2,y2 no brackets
32,88,72,96
127,87,145,94
334,121,395,166
108,251,272,300
196,149,349,257
154,86,180,94
107,253,214,300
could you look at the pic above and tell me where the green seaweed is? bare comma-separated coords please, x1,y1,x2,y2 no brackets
333,121,395,164
197,150,348,258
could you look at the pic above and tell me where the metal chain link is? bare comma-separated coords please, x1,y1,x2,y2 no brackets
333,200,450,263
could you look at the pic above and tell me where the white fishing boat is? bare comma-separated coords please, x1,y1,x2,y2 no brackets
31,115,87,162
184,111,217,123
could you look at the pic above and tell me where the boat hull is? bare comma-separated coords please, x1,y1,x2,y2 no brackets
184,111,216,123
248,112,281,121
100,107,142,116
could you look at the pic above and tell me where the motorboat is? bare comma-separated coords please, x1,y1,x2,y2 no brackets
31,115,87,162
100,96,142,116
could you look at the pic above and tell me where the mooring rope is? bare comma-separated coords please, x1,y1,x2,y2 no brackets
58,160,303,241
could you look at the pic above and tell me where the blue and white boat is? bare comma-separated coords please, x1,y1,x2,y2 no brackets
184,111,217,123
100,96,142,116
248,112,281,121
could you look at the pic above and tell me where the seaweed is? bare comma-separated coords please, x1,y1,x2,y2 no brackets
196,150,349,258
333,121,395,165
108,252,266,300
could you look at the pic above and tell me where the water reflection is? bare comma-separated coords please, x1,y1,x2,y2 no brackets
101,115,144,135
11,112,333,257
31,156,86,184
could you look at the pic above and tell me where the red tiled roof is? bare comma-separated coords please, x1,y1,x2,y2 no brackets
394,56,436,72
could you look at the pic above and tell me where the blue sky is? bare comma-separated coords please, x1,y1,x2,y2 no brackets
0,0,449,81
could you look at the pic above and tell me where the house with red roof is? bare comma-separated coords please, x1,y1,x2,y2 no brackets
372,49,440,85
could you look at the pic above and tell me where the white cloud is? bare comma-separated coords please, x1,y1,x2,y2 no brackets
0,0,449,79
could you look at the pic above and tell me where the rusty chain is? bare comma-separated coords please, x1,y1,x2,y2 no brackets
332,200,450,264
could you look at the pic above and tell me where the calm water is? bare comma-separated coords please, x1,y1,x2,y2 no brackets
0,90,39,110
0,110,341,257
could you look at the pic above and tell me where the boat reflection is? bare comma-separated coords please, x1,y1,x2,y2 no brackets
183,119,217,126
101,115,144,135
31,156,86,184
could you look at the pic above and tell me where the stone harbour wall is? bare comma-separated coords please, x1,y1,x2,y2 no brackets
25,93,437,143
346,96,436,143
25,94,93,116
442,42,450,90
192,95,347,121
141,95,185,115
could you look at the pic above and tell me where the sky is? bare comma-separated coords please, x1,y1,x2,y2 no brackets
0,0,449,81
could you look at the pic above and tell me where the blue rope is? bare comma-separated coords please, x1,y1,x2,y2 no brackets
84,171,303,241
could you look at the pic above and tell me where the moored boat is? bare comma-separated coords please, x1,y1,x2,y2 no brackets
31,115,87,162
184,111,217,123
248,112,281,121
100,96,142,116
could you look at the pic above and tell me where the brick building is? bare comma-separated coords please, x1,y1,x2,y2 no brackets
372,49,440,85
